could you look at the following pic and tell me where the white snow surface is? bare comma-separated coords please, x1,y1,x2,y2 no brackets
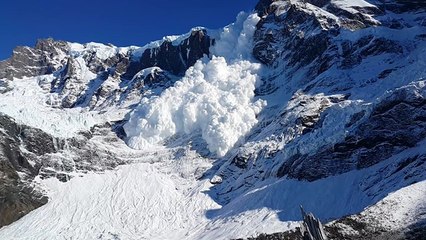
331,0,377,13
1,140,424,240
356,180,426,231
0,147,294,240
69,42,134,60
124,13,266,157
131,67,163,81
0,75,110,138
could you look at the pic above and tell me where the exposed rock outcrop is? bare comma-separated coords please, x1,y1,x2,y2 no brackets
123,29,213,78
0,115,51,228
277,82,426,181
211,3,426,237
0,114,129,228
0,38,68,80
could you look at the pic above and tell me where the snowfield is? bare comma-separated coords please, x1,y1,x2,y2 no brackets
0,142,424,240
0,148,295,240
0,75,109,138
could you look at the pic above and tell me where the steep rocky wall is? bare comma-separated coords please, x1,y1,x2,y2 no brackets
211,1,426,220
0,115,127,228
0,115,52,228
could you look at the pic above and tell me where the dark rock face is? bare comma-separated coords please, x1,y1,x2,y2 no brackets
0,115,52,228
123,29,213,78
252,0,387,77
0,180,48,229
212,4,426,232
383,0,426,13
224,0,426,184
0,114,127,228
255,0,276,16
277,83,426,181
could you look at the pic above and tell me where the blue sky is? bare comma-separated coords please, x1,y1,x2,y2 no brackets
0,0,258,60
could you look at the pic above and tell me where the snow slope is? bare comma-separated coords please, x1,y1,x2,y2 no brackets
1,138,424,240
0,75,109,138
0,147,295,240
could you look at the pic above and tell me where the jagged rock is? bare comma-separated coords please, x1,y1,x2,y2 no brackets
1,30,214,109
277,82,426,181
0,180,48,229
211,6,426,235
123,29,213,78
0,38,68,80
252,0,387,77
0,114,129,228
0,115,51,228
300,207,328,240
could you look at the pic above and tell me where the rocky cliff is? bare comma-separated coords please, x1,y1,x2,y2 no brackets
210,0,426,238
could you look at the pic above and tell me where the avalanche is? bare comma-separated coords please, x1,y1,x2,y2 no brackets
124,13,266,157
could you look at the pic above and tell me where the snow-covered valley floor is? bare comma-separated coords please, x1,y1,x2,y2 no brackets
1,133,425,240
0,146,294,240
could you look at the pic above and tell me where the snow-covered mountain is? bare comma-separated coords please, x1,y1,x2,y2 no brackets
0,0,425,239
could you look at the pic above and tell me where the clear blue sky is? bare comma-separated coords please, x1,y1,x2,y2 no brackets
0,0,258,60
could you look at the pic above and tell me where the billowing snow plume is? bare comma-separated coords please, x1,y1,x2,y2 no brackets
124,13,266,156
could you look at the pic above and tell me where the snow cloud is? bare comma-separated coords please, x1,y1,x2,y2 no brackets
124,13,266,156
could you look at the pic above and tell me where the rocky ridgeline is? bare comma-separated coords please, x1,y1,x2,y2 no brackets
0,29,213,109
0,0,425,237
0,24,214,230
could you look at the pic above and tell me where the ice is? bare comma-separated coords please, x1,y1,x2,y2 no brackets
131,67,163,80
0,70,131,139
124,13,266,157
68,42,134,60
0,75,107,138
